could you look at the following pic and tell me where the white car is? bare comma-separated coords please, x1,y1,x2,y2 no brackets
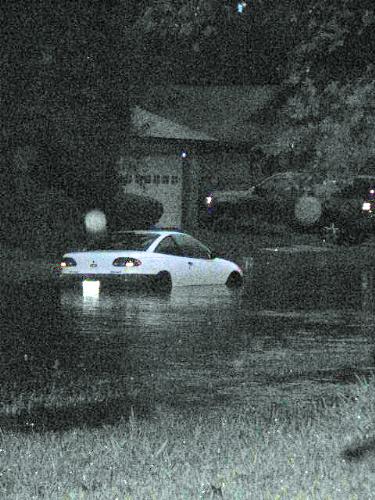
59,230,243,291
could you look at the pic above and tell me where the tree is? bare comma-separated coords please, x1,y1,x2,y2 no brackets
1,1,136,208
128,0,297,86
279,0,375,179
1,1,142,249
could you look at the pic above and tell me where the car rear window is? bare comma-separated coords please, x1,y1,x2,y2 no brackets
100,233,159,251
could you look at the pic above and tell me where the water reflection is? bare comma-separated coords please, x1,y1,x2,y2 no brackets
57,256,375,413
82,279,100,299
0,279,140,431
60,284,241,328
0,280,75,391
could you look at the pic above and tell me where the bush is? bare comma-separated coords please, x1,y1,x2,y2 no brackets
106,192,163,231
1,187,84,256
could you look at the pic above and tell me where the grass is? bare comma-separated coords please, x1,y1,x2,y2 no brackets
1,376,375,499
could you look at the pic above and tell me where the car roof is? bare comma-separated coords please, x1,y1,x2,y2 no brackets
113,229,184,237
262,172,375,184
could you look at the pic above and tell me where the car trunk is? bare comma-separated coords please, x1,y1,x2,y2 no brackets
64,251,145,274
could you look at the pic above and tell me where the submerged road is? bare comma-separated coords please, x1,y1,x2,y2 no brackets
1,238,374,432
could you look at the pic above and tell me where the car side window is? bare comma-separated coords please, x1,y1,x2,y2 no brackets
173,234,211,259
257,173,303,196
155,236,183,256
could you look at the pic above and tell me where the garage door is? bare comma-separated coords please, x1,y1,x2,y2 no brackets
119,155,183,228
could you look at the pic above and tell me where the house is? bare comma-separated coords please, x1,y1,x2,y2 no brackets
118,85,299,229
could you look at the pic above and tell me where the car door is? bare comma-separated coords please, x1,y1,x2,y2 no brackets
172,234,221,285
153,235,193,286
254,173,304,224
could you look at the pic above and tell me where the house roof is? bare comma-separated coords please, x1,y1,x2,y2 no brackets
131,106,217,141
131,85,281,145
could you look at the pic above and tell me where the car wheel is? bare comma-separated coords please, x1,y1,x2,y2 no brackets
321,222,366,246
226,272,243,288
153,271,172,292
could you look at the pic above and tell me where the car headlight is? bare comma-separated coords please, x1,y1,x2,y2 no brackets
362,201,372,212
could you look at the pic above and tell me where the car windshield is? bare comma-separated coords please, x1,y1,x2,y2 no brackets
98,233,160,251
256,172,313,193
339,178,375,198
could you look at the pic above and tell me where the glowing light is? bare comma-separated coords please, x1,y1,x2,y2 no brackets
237,1,247,14
205,196,213,206
294,196,322,225
362,201,371,212
180,150,188,159
82,280,100,298
84,209,107,234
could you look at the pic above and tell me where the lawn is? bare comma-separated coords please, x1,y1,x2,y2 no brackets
0,376,374,499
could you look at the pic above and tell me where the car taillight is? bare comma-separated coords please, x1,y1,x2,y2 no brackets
112,257,142,267
60,257,77,267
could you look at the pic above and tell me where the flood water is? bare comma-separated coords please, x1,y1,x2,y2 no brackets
1,244,375,430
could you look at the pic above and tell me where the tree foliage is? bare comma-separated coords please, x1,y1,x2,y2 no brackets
282,0,375,178
1,1,139,248
129,0,296,85
1,1,134,211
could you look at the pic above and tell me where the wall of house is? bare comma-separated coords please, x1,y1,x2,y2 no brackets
118,153,184,228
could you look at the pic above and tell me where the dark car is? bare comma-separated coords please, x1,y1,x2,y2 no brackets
202,171,375,244
320,176,375,244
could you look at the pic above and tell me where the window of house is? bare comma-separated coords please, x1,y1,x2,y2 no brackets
153,174,160,185
144,175,151,184
122,174,133,185
171,175,179,185
162,175,170,185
